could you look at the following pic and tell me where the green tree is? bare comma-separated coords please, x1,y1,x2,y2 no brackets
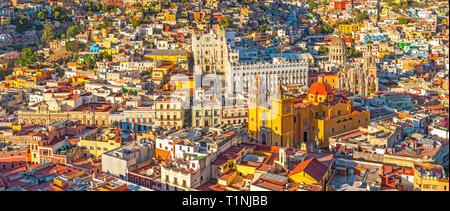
322,25,331,34
318,46,329,54
54,10,62,20
102,53,112,61
308,1,318,9
37,11,48,21
66,25,84,38
398,17,409,24
52,6,68,21
351,9,361,17
41,24,56,46
347,46,355,56
12,15,32,33
131,19,141,27
15,48,44,68
72,53,80,62
98,17,112,29
356,11,369,22
392,5,400,13
219,16,233,29
65,40,86,52
56,68,65,76
83,56,95,69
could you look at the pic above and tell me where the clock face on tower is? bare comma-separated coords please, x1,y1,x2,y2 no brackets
285,106,290,112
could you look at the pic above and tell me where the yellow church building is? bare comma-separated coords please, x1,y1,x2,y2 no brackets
248,76,370,150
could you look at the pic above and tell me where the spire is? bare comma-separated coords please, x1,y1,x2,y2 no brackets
336,27,342,38
277,77,284,99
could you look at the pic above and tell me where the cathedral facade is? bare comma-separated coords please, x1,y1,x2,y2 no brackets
336,50,379,96
192,28,237,74
248,76,371,150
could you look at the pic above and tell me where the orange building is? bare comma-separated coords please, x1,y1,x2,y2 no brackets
308,73,338,89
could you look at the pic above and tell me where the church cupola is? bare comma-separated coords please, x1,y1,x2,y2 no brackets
307,75,334,103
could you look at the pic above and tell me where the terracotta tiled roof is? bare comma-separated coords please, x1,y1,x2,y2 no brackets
308,81,333,95
288,157,328,182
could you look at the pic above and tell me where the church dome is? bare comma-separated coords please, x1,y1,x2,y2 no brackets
329,36,347,64
308,81,333,95
330,37,346,48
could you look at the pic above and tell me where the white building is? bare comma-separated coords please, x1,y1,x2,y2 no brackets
192,28,236,74
102,139,154,180
226,57,309,93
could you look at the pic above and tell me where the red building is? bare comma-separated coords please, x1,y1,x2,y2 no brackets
334,0,353,10
106,0,124,6
127,164,162,190
0,151,28,172
177,33,185,42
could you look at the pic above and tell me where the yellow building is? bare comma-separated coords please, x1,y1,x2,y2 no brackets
338,24,360,35
29,142,40,164
402,59,423,71
5,67,56,88
144,50,187,64
172,77,193,90
248,79,295,148
0,16,9,26
413,163,449,191
240,7,253,16
164,14,176,22
248,77,370,149
377,51,390,59
288,157,330,186
102,28,108,37
79,131,122,158
235,150,273,177
152,70,165,82
98,49,119,55
162,73,193,90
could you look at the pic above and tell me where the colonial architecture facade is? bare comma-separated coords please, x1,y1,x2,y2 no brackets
226,57,309,93
192,28,237,74
337,50,379,96
248,76,371,150
18,103,112,126
153,96,189,129
329,36,347,65
192,28,309,95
